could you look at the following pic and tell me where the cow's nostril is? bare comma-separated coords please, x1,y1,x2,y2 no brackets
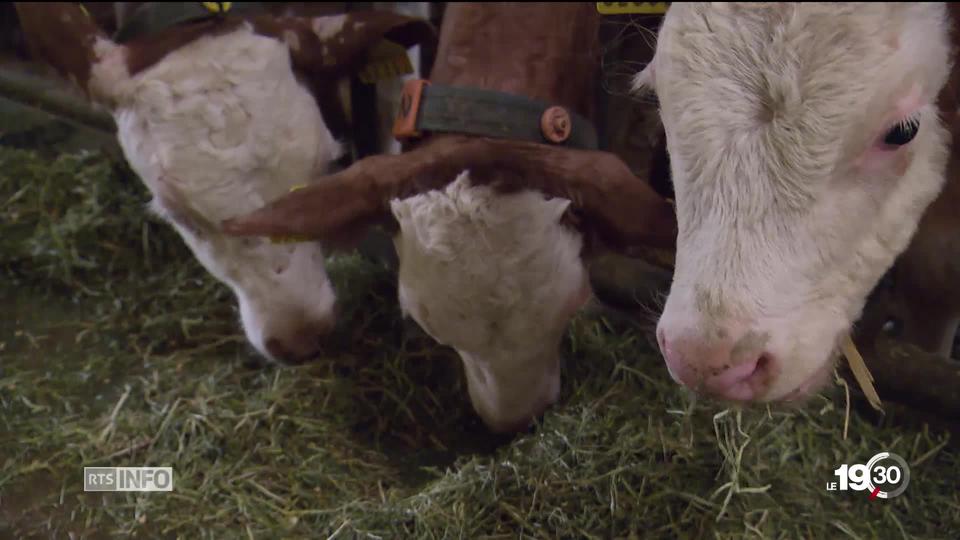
707,357,759,390
756,353,772,373
703,353,772,402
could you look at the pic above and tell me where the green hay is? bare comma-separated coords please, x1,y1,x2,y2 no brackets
1,145,958,540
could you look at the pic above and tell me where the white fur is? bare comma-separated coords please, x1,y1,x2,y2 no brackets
640,3,953,400
390,172,589,432
312,15,347,41
93,24,343,363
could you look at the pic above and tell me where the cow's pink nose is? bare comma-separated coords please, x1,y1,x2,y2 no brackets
656,327,771,401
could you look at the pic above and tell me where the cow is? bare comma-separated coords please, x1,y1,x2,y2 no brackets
629,3,957,403
217,2,678,433
859,116,960,359
13,2,435,365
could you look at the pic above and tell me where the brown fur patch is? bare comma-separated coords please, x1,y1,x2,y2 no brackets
251,11,436,78
14,2,107,95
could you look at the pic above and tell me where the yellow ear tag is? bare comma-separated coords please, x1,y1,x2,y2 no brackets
269,184,312,244
79,4,91,20
201,2,233,14
596,2,669,15
358,40,414,84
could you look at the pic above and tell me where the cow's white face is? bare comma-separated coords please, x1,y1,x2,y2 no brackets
149,197,338,365
638,3,954,402
110,25,347,365
390,172,591,433
226,240,337,365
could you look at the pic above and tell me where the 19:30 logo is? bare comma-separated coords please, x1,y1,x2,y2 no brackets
827,452,911,499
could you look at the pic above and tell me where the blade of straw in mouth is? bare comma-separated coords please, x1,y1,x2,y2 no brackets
840,334,883,412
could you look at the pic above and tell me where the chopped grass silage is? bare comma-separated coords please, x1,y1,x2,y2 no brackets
1,144,958,540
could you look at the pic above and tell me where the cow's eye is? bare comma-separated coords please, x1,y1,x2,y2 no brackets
883,115,920,146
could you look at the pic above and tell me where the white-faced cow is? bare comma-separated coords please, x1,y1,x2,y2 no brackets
217,2,677,432
14,2,435,364
634,3,956,402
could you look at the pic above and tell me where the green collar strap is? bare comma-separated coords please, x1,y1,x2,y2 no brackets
113,2,266,44
393,80,600,151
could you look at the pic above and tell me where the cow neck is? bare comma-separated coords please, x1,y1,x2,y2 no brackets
423,3,602,140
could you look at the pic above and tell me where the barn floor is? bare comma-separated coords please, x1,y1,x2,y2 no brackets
1,114,959,540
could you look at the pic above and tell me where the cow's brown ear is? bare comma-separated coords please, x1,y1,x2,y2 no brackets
253,11,436,77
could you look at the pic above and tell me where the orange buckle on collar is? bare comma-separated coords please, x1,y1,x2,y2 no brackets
393,78,430,141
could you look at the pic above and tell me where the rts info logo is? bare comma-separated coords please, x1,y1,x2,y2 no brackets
827,452,911,499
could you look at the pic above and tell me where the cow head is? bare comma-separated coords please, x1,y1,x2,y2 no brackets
14,3,437,366
635,3,954,402
390,172,592,433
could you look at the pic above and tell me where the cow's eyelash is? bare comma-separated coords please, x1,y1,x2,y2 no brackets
881,112,922,147
894,113,921,131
